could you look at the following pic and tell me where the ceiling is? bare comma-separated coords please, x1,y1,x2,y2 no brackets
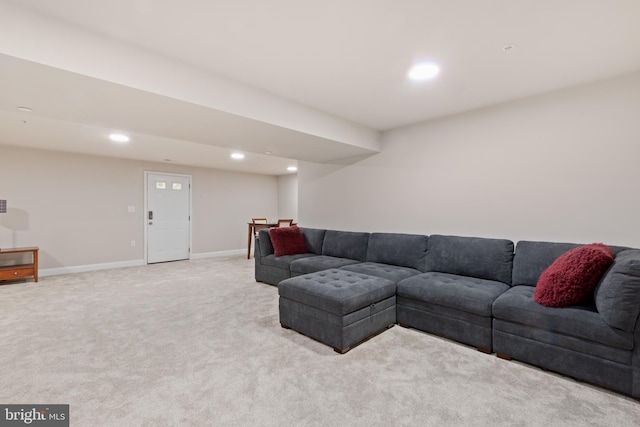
0,54,371,175
2,0,640,174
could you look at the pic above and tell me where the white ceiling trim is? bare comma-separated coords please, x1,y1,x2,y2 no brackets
0,1,380,174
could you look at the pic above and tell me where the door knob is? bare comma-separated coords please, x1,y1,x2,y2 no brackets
149,221,153,225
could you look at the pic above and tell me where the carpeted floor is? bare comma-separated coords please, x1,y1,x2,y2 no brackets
1,255,639,426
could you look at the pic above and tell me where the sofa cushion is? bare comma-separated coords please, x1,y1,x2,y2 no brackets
269,226,308,256
365,233,428,271
594,249,640,332
513,241,583,286
512,241,629,286
299,227,326,255
260,253,318,269
340,262,421,284
290,255,360,275
493,286,632,350
397,272,510,317
425,235,514,284
534,244,614,307
322,230,369,261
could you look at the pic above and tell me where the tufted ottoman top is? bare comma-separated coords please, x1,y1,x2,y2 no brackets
278,269,396,316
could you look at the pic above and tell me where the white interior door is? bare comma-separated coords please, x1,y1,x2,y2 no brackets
146,172,191,264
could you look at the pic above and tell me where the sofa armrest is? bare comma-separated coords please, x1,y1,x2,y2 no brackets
254,230,274,283
257,228,275,257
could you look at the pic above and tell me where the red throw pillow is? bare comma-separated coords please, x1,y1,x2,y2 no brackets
534,244,614,307
269,226,308,257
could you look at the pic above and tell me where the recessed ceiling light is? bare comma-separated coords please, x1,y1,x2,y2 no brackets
109,133,130,143
408,62,440,81
231,152,245,160
17,106,33,112
287,166,298,172
503,44,515,53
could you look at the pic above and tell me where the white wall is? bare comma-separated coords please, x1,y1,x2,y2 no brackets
277,174,298,221
299,72,640,248
0,146,278,271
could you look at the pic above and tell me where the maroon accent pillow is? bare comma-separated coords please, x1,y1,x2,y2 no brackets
534,244,614,307
269,226,308,257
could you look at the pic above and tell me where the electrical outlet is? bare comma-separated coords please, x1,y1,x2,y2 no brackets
130,240,136,247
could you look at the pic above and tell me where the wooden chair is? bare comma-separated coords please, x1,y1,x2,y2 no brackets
277,219,294,227
252,218,269,238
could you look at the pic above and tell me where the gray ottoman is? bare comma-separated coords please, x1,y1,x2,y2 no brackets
278,269,396,353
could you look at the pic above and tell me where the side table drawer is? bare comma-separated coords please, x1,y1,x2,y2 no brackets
0,247,39,283
0,265,35,281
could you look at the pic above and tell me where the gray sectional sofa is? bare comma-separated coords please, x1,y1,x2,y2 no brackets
254,227,640,398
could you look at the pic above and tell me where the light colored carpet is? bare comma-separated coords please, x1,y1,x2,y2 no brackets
1,255,639,426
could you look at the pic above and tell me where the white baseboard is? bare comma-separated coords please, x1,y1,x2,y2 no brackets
39,249,247,277
40,259,146,277
190,249,246,259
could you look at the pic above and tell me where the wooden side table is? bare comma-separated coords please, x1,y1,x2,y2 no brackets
0,247,39,282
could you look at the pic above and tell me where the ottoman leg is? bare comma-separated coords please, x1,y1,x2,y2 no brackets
334,346,351,354
281,323,291,329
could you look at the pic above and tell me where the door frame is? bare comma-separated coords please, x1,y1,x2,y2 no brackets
143,171,193,264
